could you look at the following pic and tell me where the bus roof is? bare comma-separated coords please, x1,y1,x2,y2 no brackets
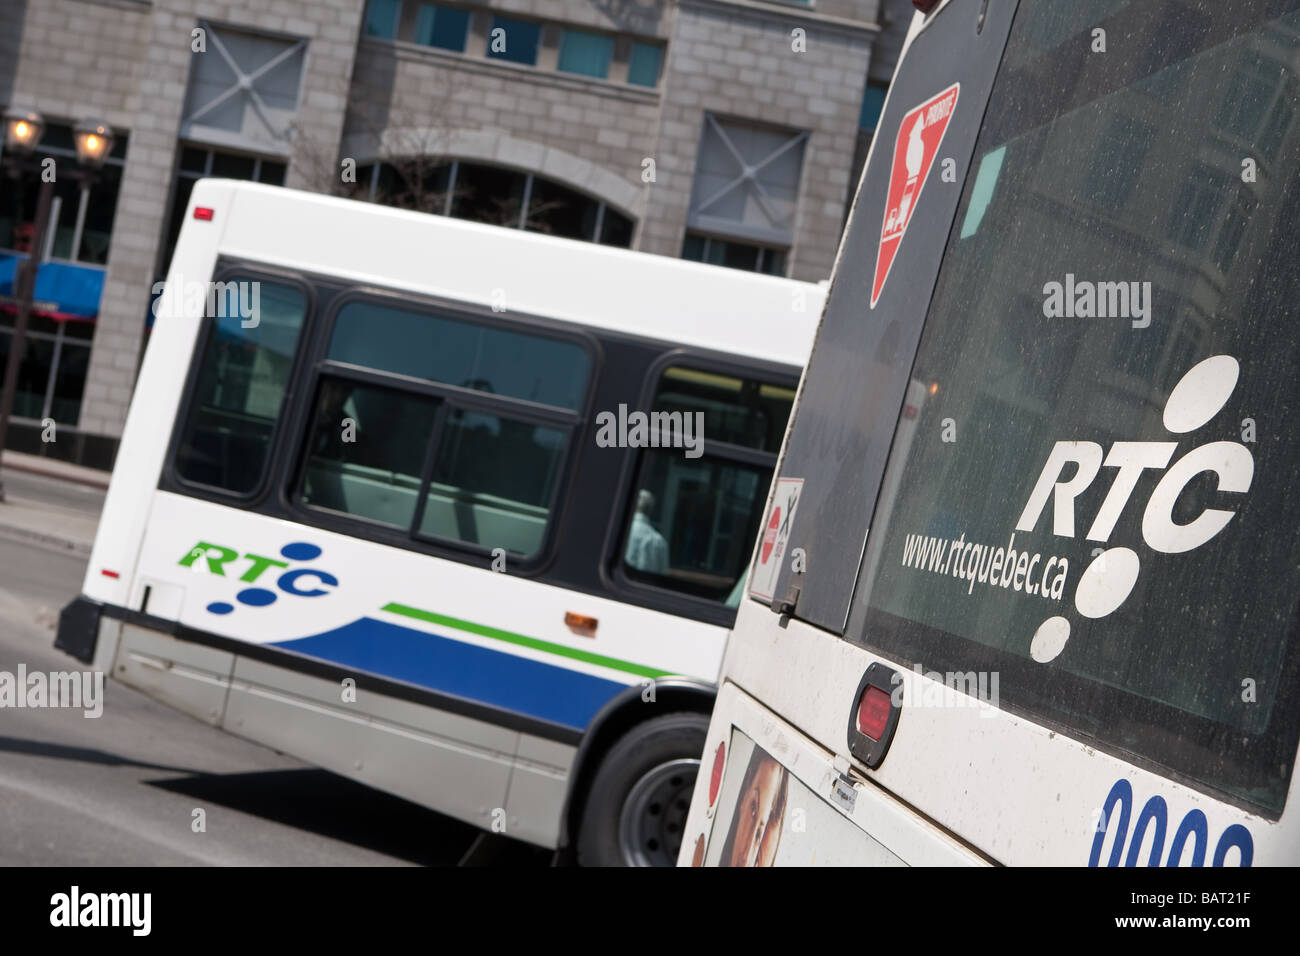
183,179,823,368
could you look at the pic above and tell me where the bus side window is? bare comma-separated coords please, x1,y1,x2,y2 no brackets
173,279,307,495
295,297,588,560
619,367,794,604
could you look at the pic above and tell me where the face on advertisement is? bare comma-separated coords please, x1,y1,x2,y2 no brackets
725,754,789,867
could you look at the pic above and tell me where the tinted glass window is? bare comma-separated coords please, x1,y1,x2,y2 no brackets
850,0,1300,815
487,17,540,65
558,30,613,79
175,280,307,493
600,208,634,247
450,162,526,225
416,3,469,52
627,42,663,88
420,409,565,555
527,178,600,240
624,456,770,604
656,366,794,453
621,367,796,603
299,378,439,528
329,300,590,410
364,0,401,38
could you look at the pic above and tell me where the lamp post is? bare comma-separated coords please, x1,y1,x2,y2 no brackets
0,108,115,502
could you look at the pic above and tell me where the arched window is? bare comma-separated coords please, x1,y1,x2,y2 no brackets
351,160,634,247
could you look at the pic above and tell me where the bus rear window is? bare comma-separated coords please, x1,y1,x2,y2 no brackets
849,0,1300,816
174,279,307,495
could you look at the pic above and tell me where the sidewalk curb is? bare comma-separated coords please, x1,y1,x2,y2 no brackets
2,457,111,491
0,522,93,558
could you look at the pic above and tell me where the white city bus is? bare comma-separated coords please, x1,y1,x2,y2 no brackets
54,178,822,866
681,0,1300,867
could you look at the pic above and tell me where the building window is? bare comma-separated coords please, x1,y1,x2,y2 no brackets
558,29,614,79
0,122,129,433
627,41,663,87
0,314,95,428
160,145,286,273
859,80,888,134
487,16,541,66
180,22,307,154
414,3,470,52
0,121,128,266
363,0,403,39
681,232,787,276
687,115,808,250
356,159,635,246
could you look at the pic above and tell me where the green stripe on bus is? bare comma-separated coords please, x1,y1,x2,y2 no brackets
380,602,672,679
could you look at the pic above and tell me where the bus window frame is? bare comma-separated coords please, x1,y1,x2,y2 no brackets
163,263,319,506
284,284,601,574
601,346,800,623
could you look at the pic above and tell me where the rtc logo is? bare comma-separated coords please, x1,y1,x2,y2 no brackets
1016,355,1251,663
179,540,339,615
871,83,959,308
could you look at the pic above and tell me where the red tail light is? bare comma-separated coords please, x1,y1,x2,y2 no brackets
856,684,893,740
193,206,214,221
846,662,902,769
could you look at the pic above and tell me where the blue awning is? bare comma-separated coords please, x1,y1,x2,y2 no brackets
0,252,105,320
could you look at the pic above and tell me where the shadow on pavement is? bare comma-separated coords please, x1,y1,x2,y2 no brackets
0,734,554,867
149,767,555,867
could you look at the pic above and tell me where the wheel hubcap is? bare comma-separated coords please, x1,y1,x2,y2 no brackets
618,757,699,866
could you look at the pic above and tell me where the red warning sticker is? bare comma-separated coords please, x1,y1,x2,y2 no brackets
870,82,960,309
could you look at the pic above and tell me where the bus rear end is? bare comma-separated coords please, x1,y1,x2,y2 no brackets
682,0,1300,866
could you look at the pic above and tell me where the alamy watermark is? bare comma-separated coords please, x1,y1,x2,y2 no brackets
0,666,104,717
151,275,261,328
891,662,1000,713
595,405,705,459
50,886,150,935
1043,273,1151,328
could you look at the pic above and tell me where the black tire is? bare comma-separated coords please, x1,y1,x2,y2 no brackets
576,711,709,867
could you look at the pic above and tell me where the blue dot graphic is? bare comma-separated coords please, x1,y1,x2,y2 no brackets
207,602,234,615
281,542,322,561
237,587,278,607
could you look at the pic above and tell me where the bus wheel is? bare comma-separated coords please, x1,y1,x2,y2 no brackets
577,712,708,867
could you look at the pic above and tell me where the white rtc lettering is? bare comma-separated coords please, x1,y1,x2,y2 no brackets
1142,442,1253,554
1086,441,1177,542
1016,441,1104,538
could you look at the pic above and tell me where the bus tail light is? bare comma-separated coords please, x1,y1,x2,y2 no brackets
846,662,901,769
193,206,214,221
857,685,892,739
708,740,725,806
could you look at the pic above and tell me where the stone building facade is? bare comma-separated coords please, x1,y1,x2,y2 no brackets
0,0,913,467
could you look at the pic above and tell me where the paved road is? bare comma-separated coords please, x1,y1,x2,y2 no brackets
0,481,550,866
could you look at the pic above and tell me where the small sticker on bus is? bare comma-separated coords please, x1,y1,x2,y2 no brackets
750,478,804,602
871,83,960,309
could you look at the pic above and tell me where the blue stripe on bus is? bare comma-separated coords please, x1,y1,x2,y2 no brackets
272,617,627,730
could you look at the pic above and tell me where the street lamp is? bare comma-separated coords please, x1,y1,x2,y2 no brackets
0,108,116,501
4,108,44,154
73,119,115,169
